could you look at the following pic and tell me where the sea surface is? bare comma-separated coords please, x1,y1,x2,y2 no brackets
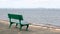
0,8,60,26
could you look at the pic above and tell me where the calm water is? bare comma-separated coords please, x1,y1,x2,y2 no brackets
0,8,60,26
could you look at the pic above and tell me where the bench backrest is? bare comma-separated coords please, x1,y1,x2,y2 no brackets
8,14,23,20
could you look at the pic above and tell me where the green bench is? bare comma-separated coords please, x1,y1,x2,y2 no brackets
8,14,29,31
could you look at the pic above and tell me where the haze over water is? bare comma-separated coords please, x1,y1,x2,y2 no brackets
0,8,60,26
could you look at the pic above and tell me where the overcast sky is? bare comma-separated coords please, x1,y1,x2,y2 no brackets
0,0,60,8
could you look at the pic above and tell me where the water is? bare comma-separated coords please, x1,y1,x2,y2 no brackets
0,8,60,26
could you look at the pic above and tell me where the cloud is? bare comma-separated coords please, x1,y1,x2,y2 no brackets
0,0,60,8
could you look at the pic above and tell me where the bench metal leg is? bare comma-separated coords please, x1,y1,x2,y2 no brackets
20,25,22,31
9,23,12,28
26,25,29,31
16,23,18,28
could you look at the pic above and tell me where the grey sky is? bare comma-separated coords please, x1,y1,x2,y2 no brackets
0,0,60,8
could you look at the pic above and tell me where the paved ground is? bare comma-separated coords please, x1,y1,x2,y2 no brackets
0,20,60,34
